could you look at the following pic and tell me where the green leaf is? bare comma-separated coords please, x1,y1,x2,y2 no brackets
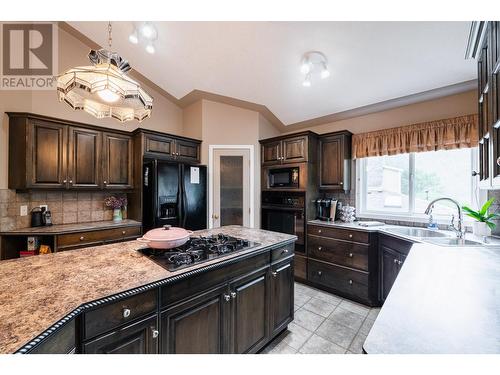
462,205,479,215
485,213,500,221
465,211,484,222
480,198,496,216
486,221,496,230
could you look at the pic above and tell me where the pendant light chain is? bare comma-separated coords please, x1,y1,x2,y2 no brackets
108,21,112,49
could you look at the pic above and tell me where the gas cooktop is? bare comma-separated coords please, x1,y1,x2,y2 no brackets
138,233,260,271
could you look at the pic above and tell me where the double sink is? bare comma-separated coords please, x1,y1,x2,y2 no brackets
382,226,484,247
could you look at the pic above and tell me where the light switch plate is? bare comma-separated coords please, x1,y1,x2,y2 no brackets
20,205,28,216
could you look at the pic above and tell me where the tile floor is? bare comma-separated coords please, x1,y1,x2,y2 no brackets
261,282,380,354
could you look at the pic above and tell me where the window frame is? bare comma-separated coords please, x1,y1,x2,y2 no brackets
356,148,482,225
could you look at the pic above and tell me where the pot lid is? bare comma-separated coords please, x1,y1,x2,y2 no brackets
142,225,191,241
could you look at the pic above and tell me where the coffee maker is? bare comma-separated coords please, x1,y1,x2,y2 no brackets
314,198,338,222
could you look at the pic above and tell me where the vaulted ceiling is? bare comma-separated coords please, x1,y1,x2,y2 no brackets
69,21,476,126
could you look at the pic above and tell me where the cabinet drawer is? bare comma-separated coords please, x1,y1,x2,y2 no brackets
84,289,157,341
307,224,369,244
57,226,141,249
271,242,294,263
307,235,368,271
294,254,307,280
307,259,369,301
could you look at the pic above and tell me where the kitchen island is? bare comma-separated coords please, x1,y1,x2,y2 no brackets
0,226,296,354
363,242,500,354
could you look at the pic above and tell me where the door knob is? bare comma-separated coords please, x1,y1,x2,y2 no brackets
317,271,322,276
271,271,277,278
348,253,353,258
223,294,231,302
151,329,159,338
394,259,398,264
231,292,237,299
123,308,131,318
318,246,322,251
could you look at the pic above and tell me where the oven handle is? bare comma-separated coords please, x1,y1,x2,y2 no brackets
261,205,304,212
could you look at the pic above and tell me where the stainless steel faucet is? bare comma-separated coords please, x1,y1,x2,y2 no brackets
424,198,465,239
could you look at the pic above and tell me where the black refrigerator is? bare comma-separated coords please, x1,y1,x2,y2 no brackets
142,159,207,232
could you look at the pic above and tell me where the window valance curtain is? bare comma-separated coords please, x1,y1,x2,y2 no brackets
352,114,479,159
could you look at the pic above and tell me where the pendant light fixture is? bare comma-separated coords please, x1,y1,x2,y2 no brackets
57,22,153,123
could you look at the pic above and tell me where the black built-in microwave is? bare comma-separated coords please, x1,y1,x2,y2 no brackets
268,167,299,188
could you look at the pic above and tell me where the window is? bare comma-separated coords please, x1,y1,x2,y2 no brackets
358,148,479,221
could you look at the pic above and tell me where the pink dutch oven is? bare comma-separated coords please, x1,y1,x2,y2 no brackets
137,225,193,249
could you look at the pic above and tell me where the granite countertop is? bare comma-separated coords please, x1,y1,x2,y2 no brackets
0,226,296,354
0,219,142,236
363,243,500,354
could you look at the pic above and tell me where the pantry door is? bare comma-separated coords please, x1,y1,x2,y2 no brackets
210,147,253,229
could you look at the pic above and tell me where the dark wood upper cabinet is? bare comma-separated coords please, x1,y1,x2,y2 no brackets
67,127,101,189
262,140,281,165
16,119,68,189
229,269,269,354
83,315,158,354
102,133,133,190
282,135,308,163
175,139,200,163
260,131,317,166
318,131,352,191
142,131,201,164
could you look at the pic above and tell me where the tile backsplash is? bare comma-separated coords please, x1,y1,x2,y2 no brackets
0,190,129,232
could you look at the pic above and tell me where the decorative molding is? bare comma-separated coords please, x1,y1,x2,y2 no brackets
15,239,295,354
60,21,478,133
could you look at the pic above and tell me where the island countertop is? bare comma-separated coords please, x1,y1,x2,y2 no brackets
0,226,296,354
363,242,500,354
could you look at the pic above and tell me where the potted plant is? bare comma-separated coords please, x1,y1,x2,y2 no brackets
462,198,500,237
104,196,128,222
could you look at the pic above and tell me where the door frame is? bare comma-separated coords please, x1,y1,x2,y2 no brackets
208,145,255,229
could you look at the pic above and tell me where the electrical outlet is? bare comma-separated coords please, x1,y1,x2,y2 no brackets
40,204,48,211
20,205,28,216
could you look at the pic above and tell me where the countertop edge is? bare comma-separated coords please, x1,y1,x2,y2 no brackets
14,237,296,354
0,220,142,236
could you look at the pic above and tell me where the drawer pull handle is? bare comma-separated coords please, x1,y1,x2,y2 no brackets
231,292,237,299
317,271,322,276
318,229,322,234
79,236,85,241
224,294,231,302
123,308,131,318
272,271,277,278
348,234,353,238
122,231,126,235
348,253,353,258
349,279,353,285
152,329,159,339
281,249,289,254
394,258,398,264
318,246,322,251
398,260,402,265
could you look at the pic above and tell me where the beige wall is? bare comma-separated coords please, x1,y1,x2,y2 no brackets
283,90,478,135
0,23,183,189
182,100,203,140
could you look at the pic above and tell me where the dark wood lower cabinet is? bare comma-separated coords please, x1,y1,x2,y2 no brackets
230,269,269,354
83,315,158,354
160,285,229,354
270,260,294,337
379,234,412,303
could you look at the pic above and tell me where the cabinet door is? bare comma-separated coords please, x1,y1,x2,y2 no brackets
270,260,294,337
102,133,133,189
380,246,401,303
160,285,229,354
67,127,101,189
262,141,281,166
175,139,200,164
144,134,175,159
282,136,308,163
83,315,158,354
230,269,269,354
27,120,67,189
319,135,344,189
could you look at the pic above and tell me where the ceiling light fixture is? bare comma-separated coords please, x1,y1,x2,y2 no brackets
145,42,155,54
140,22,157,40
57,22,153,123
128,28,139,44
300,51,330,87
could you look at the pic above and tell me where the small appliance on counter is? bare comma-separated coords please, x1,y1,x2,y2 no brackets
314,198,338,222
30,207,44,227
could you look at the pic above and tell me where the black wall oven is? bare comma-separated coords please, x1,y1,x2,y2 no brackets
261,191,305,254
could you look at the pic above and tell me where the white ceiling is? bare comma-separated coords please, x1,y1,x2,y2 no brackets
69,21,476,125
